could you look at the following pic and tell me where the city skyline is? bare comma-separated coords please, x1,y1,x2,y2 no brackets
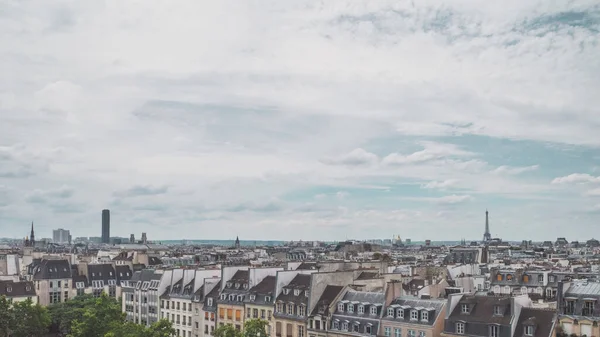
1,1,599,240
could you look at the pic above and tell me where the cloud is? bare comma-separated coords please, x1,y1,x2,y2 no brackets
382,142,473,166
321,148,378,166
552,174,600,185
422,179,459,189
492,165,539,175
586,188,600,197
114,185,169,197
25,186,74,204
1,1,599,239
436,195,473,204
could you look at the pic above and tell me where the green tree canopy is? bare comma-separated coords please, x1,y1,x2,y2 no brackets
0,296,50,337
214,319,269,337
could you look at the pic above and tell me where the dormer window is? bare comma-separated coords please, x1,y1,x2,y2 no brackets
250,295,256,301
387,308,394,317
524,326,534,336
461,304,470,314
294,289,300,296
283,288,290,295
243,284,248,289
220,294,226,300
358,305,365,314
265,296,271,302
496,274,502,281
226,282,232,288
338,303,345,312
347,304,354,313
421,311,429,321
549,275,555,283
397,309,404,318
538,275,545,283
370,306,377,315
456,323,465,334
305,290,309,297
6,287,12,292
207,298,213,306
493,306,503,316
523,275,529,283
235,283,240,289
410,310,418,320
489,325,499,337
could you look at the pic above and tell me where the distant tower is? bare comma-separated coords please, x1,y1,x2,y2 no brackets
102,209,110,244
483,210,492,242
141,232,147,244
235,236,240,249
30,221,35,247
130,234,135,243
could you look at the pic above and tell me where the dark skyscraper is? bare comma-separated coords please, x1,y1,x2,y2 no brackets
102,209,110,244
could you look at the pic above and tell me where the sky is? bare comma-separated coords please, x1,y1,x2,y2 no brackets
1,0,599,241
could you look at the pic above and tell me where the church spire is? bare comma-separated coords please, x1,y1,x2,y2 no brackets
30,221,35,246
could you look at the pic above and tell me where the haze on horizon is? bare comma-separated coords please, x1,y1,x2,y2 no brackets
1,1,599,241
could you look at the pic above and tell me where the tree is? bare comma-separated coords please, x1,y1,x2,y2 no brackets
243,319,269,337
0,296,50,337
67,294,127,337
214,324,243,337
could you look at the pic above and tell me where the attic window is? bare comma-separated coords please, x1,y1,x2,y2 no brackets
370,306,377,315
410,310,418,320
496,274,502,281
265,296,271,302
294,289,300,296
421,311,429,321
387,308,394,317
358,305,364,314
506,274,513,281
523,275,529,283
397,309,404,318
235,283,240,289
220,294,226,300
243,284,248,289
525,326,534,336
338,303,345,312
461,304,469,314
92,273,95,277
6,286,12,292
250,295,256,301
283,289,290,295
226,282,232,288
493,306,503,316
26,285,31,291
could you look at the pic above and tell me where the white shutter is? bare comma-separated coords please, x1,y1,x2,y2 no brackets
581,324,592,337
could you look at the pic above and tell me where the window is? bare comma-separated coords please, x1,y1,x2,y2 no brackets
506,274,513,281
207,298,213,306
525,326,534,336
250,295,256,301
220,294,226,300
283,289,290,295
347,304,354,313
298,325,304,337
394,328,401,337
410,310,418,320
366,325,372,334
456,323,465,335
235,310,241,321
299,305,306,316
333,321,340,330
353,324,359,332
494,306,503,316
342,322,348,331
287,303,294,315
419,332,425,337
294,289,300,296
265,296,271,302
584,300,595,315
421,311,429,321
549,275,556,283
261,309,266,319
338,303,345,312
384,327,391,337
358,305,365,314
397,309,404,318
538,275,544,283
183,303,186,311
565,300,575,315
523,275,529,283
490,325,499,337
370,306,377,315
219,308,224,319
461,304,469,314
277,303,284,313
496,274,502,281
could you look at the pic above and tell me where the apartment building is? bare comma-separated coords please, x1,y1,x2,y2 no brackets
122,269,164,326
30,258,72,306
0,280,37,304
274,273,312,337
557,280,600,336
307,285,346,337
244,275,276,336
380,297,446,337
328,290,384,337
217,267,250,330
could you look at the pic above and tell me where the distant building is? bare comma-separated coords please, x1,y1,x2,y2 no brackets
483,210,491,242
558,280,600,336
102,209,110,244
130,234,135,243
141,233,147,244
53,228,70,244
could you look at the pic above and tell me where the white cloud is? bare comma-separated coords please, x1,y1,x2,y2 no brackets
0,1,599,239
422,179,459,189
552,174,600,185
383,142,473,166
436,195,473,204
492,165,539,175
321,148,379,166
586,188,600,197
